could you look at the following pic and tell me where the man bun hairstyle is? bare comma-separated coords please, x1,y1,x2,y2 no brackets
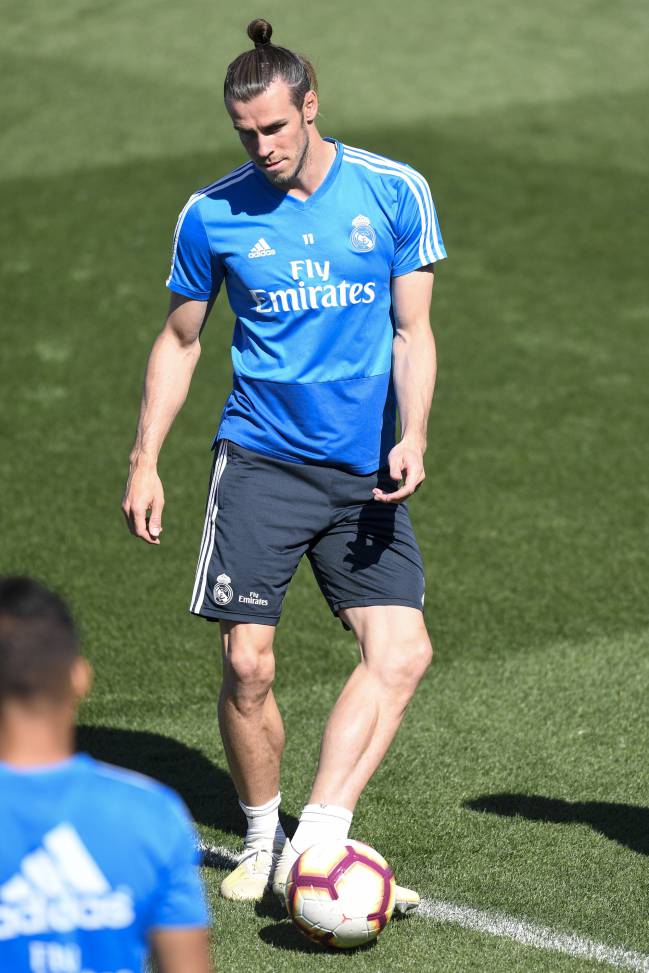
0,577,80,705
224,18,317,108
247,17,273,47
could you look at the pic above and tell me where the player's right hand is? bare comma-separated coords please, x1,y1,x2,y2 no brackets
121,465,165,545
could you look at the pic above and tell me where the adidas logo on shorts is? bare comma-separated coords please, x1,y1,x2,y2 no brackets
248,238,276,259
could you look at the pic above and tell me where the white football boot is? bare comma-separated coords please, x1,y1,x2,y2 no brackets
271,837,300,900
393,884,420,915
220,838,285,901
272,838,420,914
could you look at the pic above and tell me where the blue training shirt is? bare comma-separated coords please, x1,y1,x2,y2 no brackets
0,754,208,973
167,139,446,473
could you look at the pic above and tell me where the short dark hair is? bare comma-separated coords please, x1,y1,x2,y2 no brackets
0,577,79,705
224,19,317,108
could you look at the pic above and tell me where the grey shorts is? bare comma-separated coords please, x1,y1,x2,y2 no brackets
189,440,425,626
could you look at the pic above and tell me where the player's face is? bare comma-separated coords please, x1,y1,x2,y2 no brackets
227,80,314,187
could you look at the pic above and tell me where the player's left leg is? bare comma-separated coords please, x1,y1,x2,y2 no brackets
273,461,430,906
273,605,430,907
308,604,432,808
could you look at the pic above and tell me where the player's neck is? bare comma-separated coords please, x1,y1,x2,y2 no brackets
286,133,336,201
0,703,75,768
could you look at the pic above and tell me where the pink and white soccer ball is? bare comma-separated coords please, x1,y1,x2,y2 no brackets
285,839,396,949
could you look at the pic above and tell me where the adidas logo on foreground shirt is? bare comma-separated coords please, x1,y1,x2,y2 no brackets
0,824,135,939
247,238,276,258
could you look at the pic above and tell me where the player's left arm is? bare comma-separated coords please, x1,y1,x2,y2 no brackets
147,797,212,972
373,265,436,503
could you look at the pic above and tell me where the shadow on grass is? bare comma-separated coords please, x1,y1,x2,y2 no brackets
260,921,324,954
464,793,649,856
255,890,289,921
259,921,379,954
76,724,298,840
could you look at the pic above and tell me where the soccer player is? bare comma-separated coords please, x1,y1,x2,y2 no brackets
0,577,211,973
122,19,446,907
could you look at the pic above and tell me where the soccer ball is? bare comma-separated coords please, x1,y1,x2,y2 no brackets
285,839,396,949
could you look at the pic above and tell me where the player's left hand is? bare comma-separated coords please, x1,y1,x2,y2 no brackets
372,440,425,503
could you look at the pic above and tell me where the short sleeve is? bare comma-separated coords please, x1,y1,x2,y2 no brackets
391,171,447,277
166,198,224,301
149,795,209,929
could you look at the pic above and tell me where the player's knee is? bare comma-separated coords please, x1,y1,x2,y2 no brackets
376,636,432,696
224,634,275,704
227,647,274,689
401,637,432,689
412,637,433,681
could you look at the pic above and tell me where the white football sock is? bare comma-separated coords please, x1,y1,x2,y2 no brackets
240,793,285,852
291,803,353,855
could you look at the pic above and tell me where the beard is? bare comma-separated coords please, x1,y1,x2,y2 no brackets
266,127,311,188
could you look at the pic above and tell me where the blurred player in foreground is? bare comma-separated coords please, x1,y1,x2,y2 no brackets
123,19,446,909
0,577,211,973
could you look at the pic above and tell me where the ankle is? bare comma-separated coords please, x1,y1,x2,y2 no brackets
291,802,353,855
240,792,285,850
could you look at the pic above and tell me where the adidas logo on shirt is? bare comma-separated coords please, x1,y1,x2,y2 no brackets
0,823,135,940
248,238,276,259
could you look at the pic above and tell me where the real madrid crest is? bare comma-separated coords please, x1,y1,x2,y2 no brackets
213,573,234,606
349,214,376,253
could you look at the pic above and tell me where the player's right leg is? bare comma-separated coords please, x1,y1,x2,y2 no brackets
189,440,330,900
218,622,283,806
218,621,287,900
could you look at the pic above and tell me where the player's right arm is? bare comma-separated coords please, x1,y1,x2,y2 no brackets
122,294,208,544
149,927,212,973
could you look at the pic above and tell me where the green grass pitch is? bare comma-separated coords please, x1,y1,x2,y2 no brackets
2,1,649,970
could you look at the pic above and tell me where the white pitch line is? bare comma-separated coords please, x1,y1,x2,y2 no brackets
199,841,240,870
199,843,649,971
419,898,649,972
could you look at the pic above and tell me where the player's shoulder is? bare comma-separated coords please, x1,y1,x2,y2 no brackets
340,142,430,188
81,755,189,823
181,161,258,213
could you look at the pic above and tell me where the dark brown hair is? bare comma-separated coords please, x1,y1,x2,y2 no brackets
224,18,317,108
0,577,79,704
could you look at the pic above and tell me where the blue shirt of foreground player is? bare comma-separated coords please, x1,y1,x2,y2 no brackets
0,753,208,973
167,139,446,473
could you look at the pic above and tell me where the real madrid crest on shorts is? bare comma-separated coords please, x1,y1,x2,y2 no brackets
213,573,233,606
349,214,376,253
